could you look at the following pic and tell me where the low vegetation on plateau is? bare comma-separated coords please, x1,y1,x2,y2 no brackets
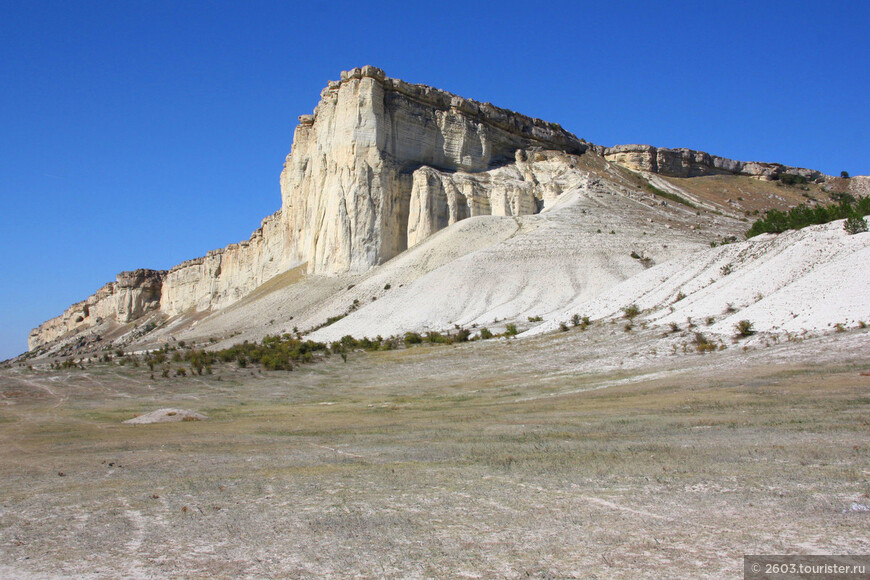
746,195,870,237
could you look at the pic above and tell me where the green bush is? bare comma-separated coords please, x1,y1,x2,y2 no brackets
211,334,327,371
693,332,716,353
404,332,423,345
747,196,870,238
622,304,640,319
776,173,808,186
844,216,868,235
425,331,449,344
478,327,493,340
504,323,518,337
735,320,755,337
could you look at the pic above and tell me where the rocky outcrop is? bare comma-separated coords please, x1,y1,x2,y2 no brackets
604,144,824,181
28,269,165,350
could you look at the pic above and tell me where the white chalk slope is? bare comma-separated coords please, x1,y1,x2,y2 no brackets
171,176,866,348
306,176,730,342
528,219,870,337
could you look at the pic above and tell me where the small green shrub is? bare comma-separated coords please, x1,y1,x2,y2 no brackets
735,320,755,337
504,324,518,337
776,173,808,186
478,327,493,340
559,322,569,332
572,314,591,330
622,304,640,319
426,331,449,344
844,216,868,235
693,332,716,353
404,332,423,345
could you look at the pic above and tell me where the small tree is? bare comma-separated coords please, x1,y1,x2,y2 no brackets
844,216,868,235
841,171,850,178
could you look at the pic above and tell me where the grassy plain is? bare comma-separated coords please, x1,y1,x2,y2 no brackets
2,326,869,578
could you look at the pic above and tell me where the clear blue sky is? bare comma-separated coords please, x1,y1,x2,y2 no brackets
2,0,868,359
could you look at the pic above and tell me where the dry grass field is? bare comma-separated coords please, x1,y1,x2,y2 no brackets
2,325,869,578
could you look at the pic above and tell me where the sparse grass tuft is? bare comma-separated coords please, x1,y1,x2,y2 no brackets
645,183,697,208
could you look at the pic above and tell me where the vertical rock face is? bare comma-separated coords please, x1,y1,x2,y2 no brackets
159,211,286,316
115,269,165,322
279,65,585,273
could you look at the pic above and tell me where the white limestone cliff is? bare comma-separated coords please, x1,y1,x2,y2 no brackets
27,66,865,353
279,65,585,274
29,66,587,349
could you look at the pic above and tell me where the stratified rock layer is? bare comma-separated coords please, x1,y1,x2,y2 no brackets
603,144,824,180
